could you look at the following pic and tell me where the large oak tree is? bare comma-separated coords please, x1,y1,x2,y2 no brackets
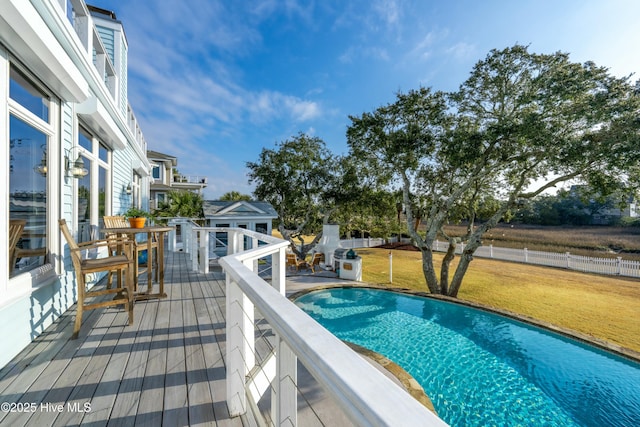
347,45,640,297
247,133,354,258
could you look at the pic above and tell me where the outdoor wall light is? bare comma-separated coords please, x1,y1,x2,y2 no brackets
64,147,88,179
34,145,48,177
126,183,132,195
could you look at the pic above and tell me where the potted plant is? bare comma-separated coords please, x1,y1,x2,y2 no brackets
124,207,149,228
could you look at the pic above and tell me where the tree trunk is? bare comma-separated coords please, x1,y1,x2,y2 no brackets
448,248,473,297
419,246,441,294
439,239,456,295
448,201,515,296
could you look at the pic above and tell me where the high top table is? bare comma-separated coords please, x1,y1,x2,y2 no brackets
101,225,174,300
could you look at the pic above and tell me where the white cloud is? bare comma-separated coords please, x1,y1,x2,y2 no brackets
247,91,321,123
445,42,477,61
408,31,440,61
287,98,321,121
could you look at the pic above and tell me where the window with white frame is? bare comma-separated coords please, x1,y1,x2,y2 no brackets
132,172,142,208
156,192,166,207
8,64,53,277
76,126,112,242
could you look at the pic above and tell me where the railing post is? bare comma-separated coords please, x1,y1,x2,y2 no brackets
199,230,209,273
184,221,192,254
242,259,256,369
274,335,297,427
228,230,244,255
272,247,287,295
252,236,259,272
226,276,248,417
524,248,528,263
226,277,252,416
167,219,176,252
192,229,199,272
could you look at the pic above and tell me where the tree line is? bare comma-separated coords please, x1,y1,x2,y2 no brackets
514,187,639,226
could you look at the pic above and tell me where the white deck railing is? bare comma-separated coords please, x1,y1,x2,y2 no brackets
165,219,640,279
172,219,445,427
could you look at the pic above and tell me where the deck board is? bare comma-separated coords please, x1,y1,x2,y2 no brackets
108,298,156,426
0,250,251,427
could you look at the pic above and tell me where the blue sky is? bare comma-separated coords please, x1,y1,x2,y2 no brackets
91,0,640,200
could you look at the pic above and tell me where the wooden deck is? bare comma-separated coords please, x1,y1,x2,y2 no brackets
0,250,255,427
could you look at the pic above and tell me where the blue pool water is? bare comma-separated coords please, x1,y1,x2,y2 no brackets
294,288,640,426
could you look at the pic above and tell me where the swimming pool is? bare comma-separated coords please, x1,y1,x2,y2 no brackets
294,287,640,427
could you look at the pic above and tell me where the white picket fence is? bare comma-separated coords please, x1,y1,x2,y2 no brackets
340,237,386,248
431,240,640,278
339,237,640,278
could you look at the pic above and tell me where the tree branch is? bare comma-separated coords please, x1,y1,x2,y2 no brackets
518,170,584,199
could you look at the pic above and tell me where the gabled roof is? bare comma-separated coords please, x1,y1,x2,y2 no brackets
147,150,177,166
203,200,278,219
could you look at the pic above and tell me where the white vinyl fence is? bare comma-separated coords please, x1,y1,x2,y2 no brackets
341,237,386,248
341,237,640,278
431,240,640,278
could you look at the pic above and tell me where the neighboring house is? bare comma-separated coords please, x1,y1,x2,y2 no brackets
569,185,638,225
147,150,207,210
0,1,152,367
593,195,638,225
203,200,277,235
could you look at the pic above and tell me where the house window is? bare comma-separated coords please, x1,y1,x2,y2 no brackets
214,223,230,252
76,127,111,242
152,165,160,180
10,65,49,121
156,193,166,207
132,172,142,208
8,64,53,277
